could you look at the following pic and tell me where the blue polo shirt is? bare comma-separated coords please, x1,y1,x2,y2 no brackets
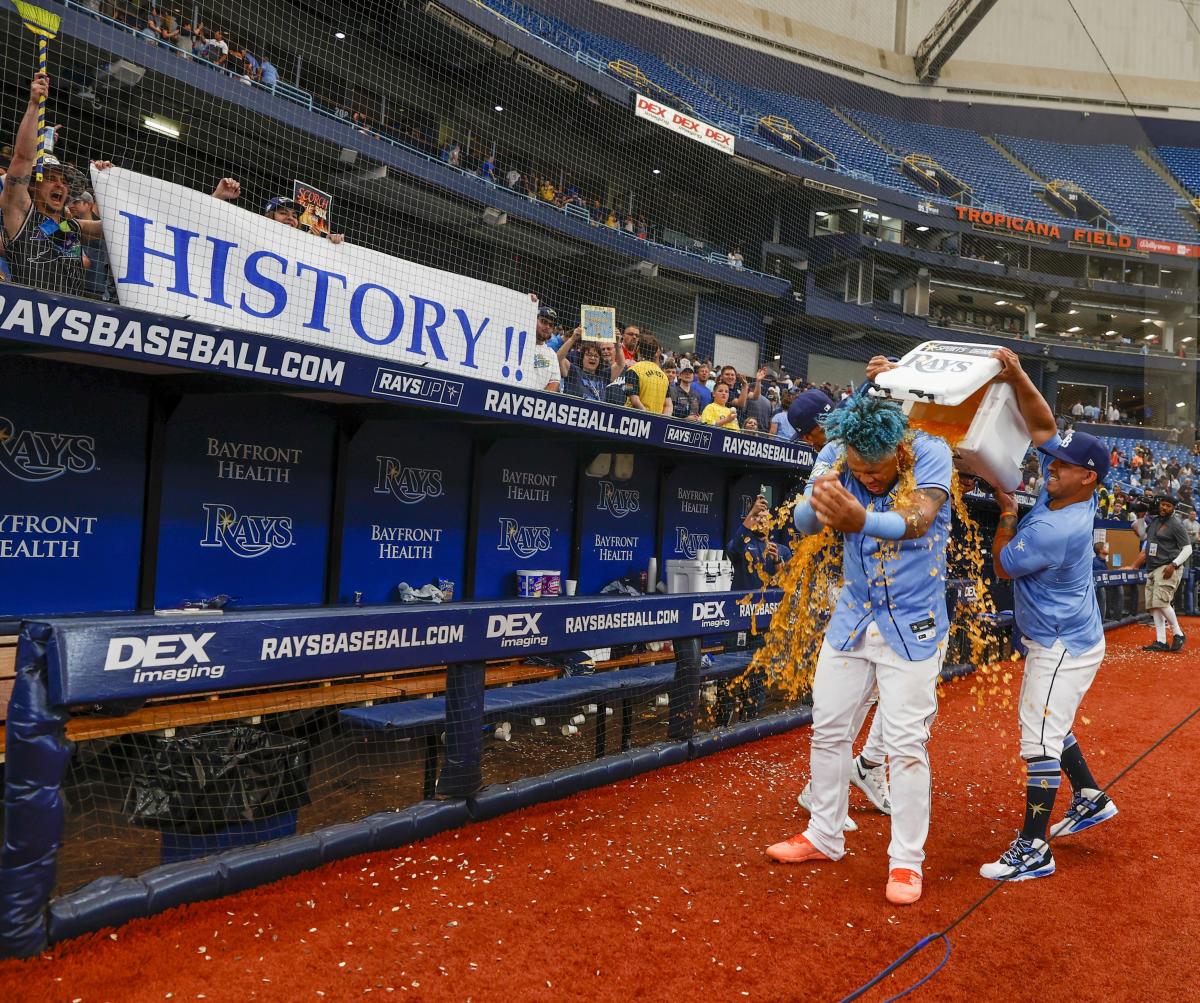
806,432,953,660
1000,435,1103,655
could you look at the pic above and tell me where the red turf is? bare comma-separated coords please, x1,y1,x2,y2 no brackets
2,624,1197,1002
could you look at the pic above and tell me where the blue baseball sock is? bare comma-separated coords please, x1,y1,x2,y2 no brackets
1021,756,1060,842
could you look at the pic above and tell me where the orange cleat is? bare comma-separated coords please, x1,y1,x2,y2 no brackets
765,833,831,864
885,868,922,905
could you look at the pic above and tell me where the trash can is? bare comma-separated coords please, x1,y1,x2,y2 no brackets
124,726,312,838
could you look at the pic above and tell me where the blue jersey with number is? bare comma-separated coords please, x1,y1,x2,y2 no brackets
1000,434,1103,655
807,432,953,660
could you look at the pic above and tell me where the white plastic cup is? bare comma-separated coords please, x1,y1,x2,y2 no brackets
561,724,579,736
570,713,586,726
564,580,578,596
531,716,546,727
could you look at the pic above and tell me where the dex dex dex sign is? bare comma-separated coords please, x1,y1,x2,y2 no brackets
634,95,735,155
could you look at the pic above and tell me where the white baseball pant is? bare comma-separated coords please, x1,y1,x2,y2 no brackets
1018,636,1105,761
803,622,943,873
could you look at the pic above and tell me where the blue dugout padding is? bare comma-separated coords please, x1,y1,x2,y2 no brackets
0,592,778,957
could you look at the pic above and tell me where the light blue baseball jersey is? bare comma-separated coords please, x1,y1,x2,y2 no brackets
803,432,953,660
1000,434,1103,656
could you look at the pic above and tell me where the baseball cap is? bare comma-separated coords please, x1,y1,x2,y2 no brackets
1037,429,1110,482
538,307,558,321
679,359,694,371
264,196,303,215
787,388,836,436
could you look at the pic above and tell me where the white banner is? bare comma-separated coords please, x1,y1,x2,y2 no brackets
91,167,538,387
634,95,735,155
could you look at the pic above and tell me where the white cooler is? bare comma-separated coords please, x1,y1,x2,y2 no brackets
665,558,733,594
870,341,1031,491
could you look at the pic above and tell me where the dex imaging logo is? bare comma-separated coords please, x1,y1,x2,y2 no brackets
497,517,551,559
373,456,444,504
200,503,294,558
0,415,96,482
674,526,711,559
104,632,226,684
692,600,729,629
486,612,548,649
596,480,640,518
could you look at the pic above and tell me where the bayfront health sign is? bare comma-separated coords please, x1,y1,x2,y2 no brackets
92,167,538,387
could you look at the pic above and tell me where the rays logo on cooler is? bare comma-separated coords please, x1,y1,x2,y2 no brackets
497,517,551,559
0,415,97,483
373,456,444,504
200,502,294,558
674,526,710,559
596,480,640,518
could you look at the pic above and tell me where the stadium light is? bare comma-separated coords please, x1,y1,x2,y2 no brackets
1183,337,1194,343
1177,402,1187,408
916,225,929,232
1067,309,1078,315
143,116,180,138
651,168,661,175
494,105,504,112
994,299,1008,306
1035,322,1047,329
1142,318,1153,323
1068,326,1082,332
1105,330,1118,336
334,31,346,39
678,333,695,341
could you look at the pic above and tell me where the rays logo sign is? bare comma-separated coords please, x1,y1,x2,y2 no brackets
373,456,444,504
0,415,97,482
496,517,551,559
596,480,640,518
200,502,294,558
674,526,710,559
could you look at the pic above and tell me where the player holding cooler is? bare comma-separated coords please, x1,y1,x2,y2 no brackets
980,348,1117,882
766,383,953,907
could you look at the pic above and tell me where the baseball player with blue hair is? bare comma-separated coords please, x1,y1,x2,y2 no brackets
788,387,893,832
767,370,953,906
979,348,1117,881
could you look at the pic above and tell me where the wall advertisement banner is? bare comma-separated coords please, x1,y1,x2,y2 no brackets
153,395,336,608
0,365,148,617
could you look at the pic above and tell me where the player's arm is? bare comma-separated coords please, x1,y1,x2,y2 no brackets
993,488,1059,581
991,348,1056,446
991,489,1020,580
810,479,945,540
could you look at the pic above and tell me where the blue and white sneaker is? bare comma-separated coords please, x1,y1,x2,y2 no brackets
979,835,1055,882
1050,792,1118,838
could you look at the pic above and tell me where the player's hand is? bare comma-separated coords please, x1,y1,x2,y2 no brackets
810,475,867,533
91,160,114,171
991,348,1024,383
865,355,897,382
30,73,49,103
993,487,1018,516
328,233,345,244
1163,563,1176,579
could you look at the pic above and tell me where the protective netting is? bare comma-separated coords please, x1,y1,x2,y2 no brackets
1,0,1199,905
51,650,813,895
